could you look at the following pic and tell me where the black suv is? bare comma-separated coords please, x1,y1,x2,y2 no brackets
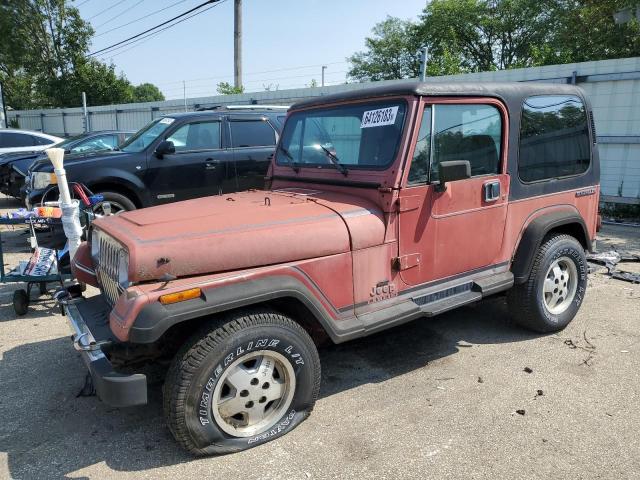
25,107,287,211
2,130,133,198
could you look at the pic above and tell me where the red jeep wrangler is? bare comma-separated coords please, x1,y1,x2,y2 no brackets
60,82,599,455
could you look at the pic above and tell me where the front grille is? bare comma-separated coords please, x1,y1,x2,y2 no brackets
96,234,125,306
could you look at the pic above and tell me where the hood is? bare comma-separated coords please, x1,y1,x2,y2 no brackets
29,150,128,173
94,189,386,282
0,151,41,167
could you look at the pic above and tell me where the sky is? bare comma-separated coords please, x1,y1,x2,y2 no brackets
77,0,428,100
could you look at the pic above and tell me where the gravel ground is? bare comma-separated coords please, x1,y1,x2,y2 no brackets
0,195,638,480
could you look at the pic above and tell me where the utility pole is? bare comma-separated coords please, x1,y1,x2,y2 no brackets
0,82,7,129
82,92,89,132
234,0,242,89
418,47,428,81
183,80,187,111
321,65,327,87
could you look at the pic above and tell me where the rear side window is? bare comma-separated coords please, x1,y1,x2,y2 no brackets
519,95,590,182
230,120,276,147
0,132,35,148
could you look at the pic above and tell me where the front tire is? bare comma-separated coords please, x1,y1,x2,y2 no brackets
163,310,321,455
92,191,136,214
508,234,588,333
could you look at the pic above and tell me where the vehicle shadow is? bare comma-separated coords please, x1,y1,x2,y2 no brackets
0,296,540,478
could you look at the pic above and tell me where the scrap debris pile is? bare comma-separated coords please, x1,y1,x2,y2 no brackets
586,250,640,283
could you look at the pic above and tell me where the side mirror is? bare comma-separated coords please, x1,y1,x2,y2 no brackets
436,160,471,192
155,140,175,158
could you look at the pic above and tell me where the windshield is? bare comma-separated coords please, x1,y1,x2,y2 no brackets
55,134,86,149
275,100,406,170
120,117,175,153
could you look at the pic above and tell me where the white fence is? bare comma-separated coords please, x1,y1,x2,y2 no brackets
6,57,640,204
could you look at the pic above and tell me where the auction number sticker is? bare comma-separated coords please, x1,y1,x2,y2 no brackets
360,106,399,128
159,117,175,125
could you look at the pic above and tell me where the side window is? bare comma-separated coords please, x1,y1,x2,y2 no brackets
519,95,590,182
1,132,35,148
33,135,56,146
230,120,276,147
166,121,221,152
431,104,502,182
407,106,432,185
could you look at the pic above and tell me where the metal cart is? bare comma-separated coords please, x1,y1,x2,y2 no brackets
0,216,72,315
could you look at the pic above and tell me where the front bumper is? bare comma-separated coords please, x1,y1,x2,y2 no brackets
57,292,147,407
24,186,47,209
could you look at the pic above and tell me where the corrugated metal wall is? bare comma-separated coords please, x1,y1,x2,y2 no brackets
6,57,640,204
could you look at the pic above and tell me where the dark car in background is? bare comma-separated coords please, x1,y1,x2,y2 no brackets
0,130,133,198
25,106,287,212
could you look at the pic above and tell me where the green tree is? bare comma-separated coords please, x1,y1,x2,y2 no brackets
348,17,422,81
132,82,165,102
348,0,640,81
0,0,164,109
540,0,640,65
217,81,245,95
415,0,558,72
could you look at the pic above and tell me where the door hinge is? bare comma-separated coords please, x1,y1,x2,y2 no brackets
392,253,421,271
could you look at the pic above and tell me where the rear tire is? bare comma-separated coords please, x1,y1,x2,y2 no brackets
508,234,588,333
93,191,136,214
163,310,321,456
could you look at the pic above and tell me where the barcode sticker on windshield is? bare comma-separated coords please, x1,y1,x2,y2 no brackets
159,117,175,125
360,106,399,129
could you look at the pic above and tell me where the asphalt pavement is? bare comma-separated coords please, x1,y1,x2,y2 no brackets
0,195,638,480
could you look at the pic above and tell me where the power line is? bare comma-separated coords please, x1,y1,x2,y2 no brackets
94,0,145,29
161,70,349,92
153,61,349,87
93,0,190,38
97,0,227,59
75,0,92,7
88,0,128,20
89,0,219,56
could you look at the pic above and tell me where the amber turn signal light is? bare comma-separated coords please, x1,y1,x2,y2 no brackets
159,287,201,305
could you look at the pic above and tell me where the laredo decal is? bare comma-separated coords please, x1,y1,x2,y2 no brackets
575,187,596,197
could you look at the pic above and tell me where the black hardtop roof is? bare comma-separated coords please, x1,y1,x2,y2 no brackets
291,81,585,111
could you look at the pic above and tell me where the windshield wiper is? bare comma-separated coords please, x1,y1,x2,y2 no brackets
278,144,300,173
317,144,348,176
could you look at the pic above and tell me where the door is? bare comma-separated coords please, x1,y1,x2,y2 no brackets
228,116,277,192
398,99,510,286
146,119,225,204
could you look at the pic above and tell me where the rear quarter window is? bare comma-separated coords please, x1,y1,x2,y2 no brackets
230,120,276,147
0,132,35,148
518,95,591,183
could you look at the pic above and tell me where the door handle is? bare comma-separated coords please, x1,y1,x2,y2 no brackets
205,158,220,170
483,180,501,202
